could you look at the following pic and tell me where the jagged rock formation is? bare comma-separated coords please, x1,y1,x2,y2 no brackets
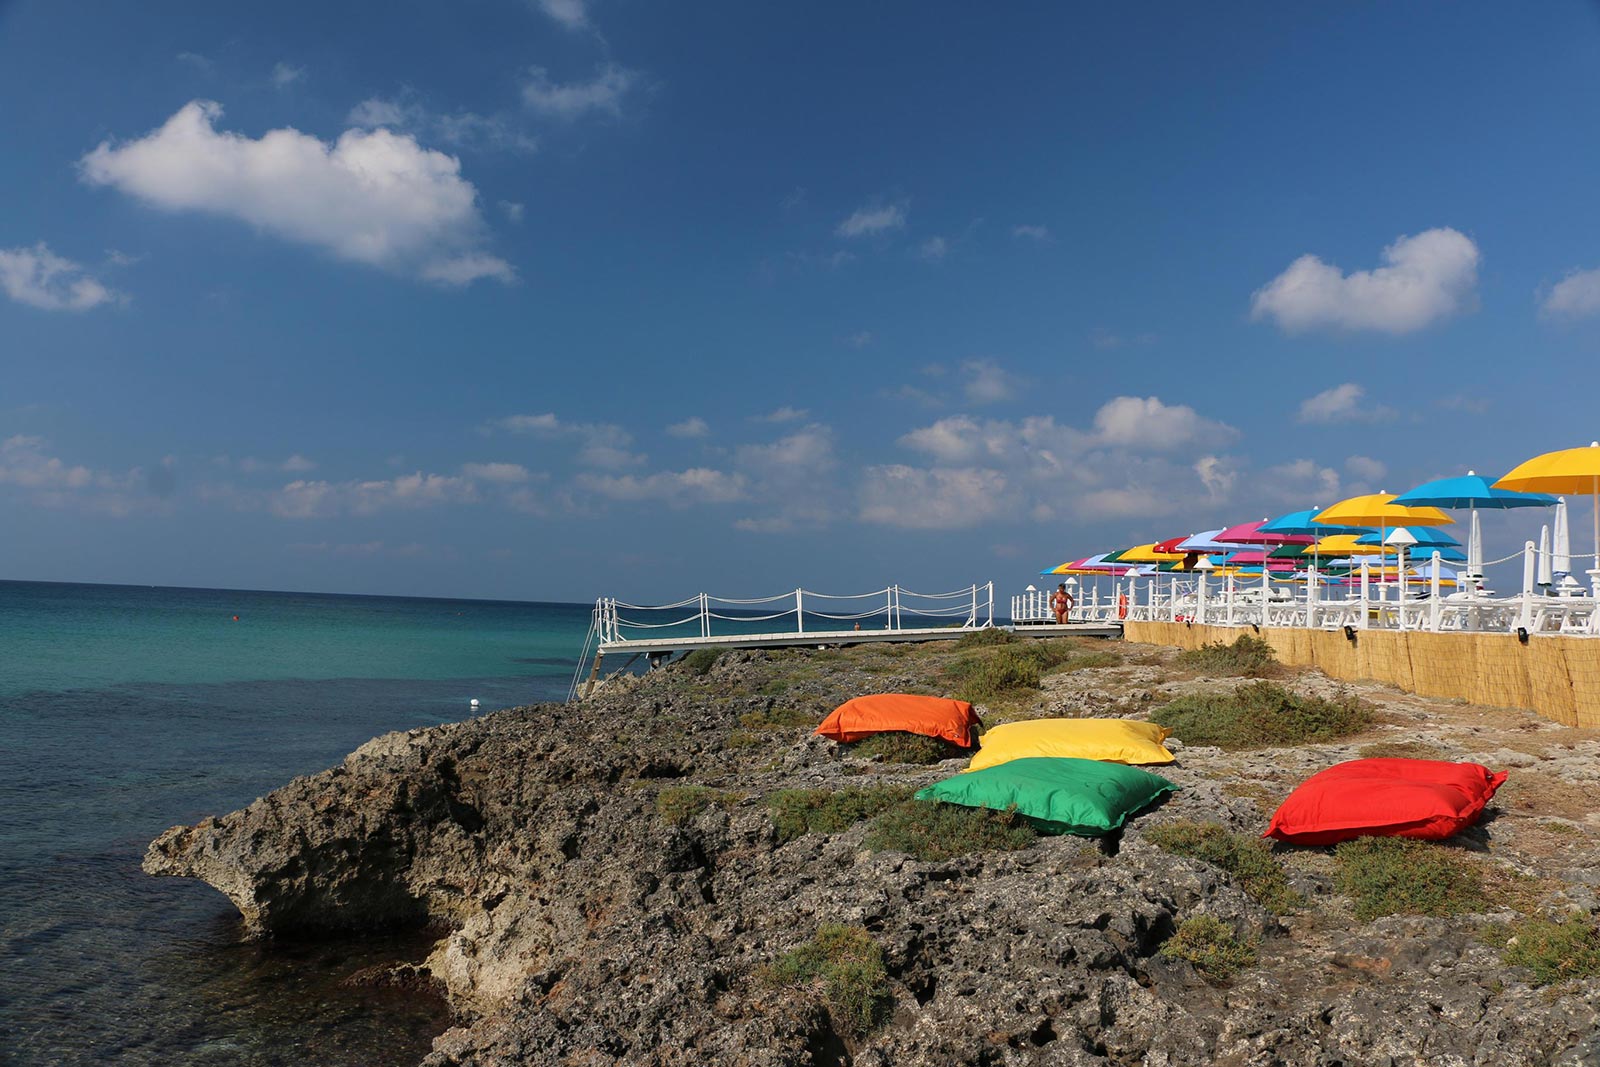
145,644,1600,1066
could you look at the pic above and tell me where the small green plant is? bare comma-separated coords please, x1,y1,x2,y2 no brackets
681,648,722,675
739,704,819,730
762,924,891,1035
1145,821,1300,914
1333,837,1486,921
1159,915,1257,980
1502,915,1600,985
954,627,1015,649
768,786,912,842
944,640,1079,703
656,785,737,826
1178,634,1279,677
864,799,1038,861
849,731,960,764
1152,681,1373,750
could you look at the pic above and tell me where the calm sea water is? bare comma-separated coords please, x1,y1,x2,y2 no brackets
0,580,590,1066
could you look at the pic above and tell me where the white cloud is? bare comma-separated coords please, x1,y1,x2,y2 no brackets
489,412,643,467
269,471,477,518
1251,227,1479,334
0,243,125,311
500,200,525,223
176,51,213,72
233,454,316,474
859,465,1006,529
1344,454,1387,483
666,417,709,439
535,0,589,29
521,64,636,120
918,236,948,261
1541,268,1600,319
462,461,532,483
836,202,906,238
1194,454,1235,497
1012,225,1051,242
961,359,1018,405
1296,382,1396,424
577,468,746,505
270,62,305,89
0,435,158,515
346,96,540,154
899,416,1008,465
80,101,512,286
1090,396,1238,450
753,406,809,424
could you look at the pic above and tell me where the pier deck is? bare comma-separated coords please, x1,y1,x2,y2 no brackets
595,621,1122,658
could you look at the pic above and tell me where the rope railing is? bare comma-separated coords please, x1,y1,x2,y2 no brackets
590,582,996,647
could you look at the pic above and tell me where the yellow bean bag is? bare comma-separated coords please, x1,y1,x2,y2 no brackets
967,718,1175,772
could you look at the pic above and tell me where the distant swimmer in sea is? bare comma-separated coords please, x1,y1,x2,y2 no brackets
1051,582,1074,624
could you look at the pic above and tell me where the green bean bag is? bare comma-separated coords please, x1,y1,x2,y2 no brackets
915,756,1178,837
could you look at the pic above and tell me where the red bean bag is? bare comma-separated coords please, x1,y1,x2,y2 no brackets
1265,758,1508,846
815,694,979,748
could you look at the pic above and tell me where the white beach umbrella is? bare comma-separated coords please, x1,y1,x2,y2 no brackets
1554,497,1572,579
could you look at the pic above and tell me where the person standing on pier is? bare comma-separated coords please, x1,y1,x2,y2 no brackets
1052,582,1075,624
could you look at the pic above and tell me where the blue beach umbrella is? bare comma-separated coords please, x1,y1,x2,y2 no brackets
1258,509,1370,537
1392,470,1556,580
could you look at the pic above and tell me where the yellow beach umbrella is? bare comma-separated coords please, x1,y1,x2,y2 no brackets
1118,542,1188,564
1313,492,1452,529
1307,534,1385,557
1496,441,1600,586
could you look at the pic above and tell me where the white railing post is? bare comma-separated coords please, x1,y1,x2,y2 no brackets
889,587,897,630
1521,541,1536,632
701,592,710,638
1196,572,1207,626
1429,551,1442,632
1359,562,1370,630
796,588,805,634
987,582,994,627
1225,573,1235,626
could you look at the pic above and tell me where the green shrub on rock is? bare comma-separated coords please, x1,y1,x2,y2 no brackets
1333,837,1486,921
1145,820,1300,914
1502,915,1600,985
1160,915,1257,980
768,786,911,843
849,731,957,764
864,799,1038,861
1152,681,1373,750
656,785,738,827
762,924,891,1036
1177,634,1279,677
681,649,722,675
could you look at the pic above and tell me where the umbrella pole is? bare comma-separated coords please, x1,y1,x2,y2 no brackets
1593,477,1599,598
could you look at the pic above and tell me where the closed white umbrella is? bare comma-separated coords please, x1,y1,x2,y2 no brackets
1538,525,1553,589
1554,497,1581,595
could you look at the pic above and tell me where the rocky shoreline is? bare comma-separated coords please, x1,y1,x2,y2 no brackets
145,637,1600,1065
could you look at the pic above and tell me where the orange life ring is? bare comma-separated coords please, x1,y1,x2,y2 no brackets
1117,594,1129,620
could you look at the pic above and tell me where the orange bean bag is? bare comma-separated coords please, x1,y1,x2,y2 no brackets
1265,758,1508,846
815,693,979,748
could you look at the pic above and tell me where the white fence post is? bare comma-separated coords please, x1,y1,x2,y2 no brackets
1359,562,1370,630
1521,541,1536,632
987,581,994,627
1429,552,1442,632
796,588,805,634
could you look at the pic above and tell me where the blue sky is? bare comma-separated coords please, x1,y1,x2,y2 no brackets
5,1,1600,602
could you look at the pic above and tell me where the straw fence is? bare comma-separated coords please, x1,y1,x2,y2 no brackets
1124,621,1600,728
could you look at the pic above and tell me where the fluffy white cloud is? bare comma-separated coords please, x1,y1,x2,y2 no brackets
0,243,124,311
0,435,160,515
461,462,532,482
666,416,709,439
270,471,477,518
80,101,512,285
753,406,809,424
489,412,643,467
1251,228,1479,334
535,0,589,28
1541,268,1600,319
522,64,636,119
1194,454,1235,497
1344,454,1387,483
577,468,746,505
1090,396,1238,450
899,416,1009,465
1296,382,1396,424
270,62,304,89
836,203,905,238
348,96,538,155
961,359,1019,405
858,465,1006,529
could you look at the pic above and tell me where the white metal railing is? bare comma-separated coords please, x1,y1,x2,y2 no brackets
592,582,996,646
1020,541,1600,638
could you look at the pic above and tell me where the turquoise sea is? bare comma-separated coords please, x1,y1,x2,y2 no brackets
0,580,590,1066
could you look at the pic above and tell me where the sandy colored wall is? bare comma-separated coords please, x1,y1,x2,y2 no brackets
1122,621,1600,728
